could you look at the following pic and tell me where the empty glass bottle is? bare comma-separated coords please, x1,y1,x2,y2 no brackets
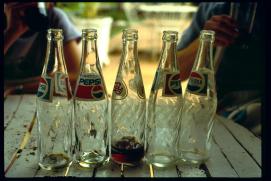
111,29,146,166
146,31,183,167
73,29,109,167
177,30,217,164
36,29,73,170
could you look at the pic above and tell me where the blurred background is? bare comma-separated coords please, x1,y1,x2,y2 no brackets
56,2,198,96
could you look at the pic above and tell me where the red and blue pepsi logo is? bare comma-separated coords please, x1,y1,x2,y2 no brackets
75,74,105,101
163,73,182,97
187,71,207,95
91,85,104,99
36,76,53,102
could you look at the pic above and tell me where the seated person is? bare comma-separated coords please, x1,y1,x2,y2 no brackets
4,2,81,95
176,2,263,137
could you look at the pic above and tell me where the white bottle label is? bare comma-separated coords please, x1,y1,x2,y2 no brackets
112,79,128,100
54,72,68,96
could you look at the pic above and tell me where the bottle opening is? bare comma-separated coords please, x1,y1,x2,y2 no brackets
200,30,215,42
162,31,178,42
47,29,63,41
82,29,98,40
122,29,138,41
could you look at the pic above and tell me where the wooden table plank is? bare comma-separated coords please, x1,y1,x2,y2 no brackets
177,164,207,177
4,95,36,170
205,138,238,177
5,149,39,177
212,116,261,177
219,116,261,167
64,162,94,177
121,162,150,177
4,95,23,129
152,165,179,177
4,95,262,178
95,161,124,177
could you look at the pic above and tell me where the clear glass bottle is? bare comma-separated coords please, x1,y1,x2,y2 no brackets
36,29,73,170
146,31,183,167
177,30,217,164
111,29,146,166
73,29,109,168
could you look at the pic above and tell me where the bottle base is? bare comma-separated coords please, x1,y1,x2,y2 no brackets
39,153,70,170
147,154,176,168
77,151,108,168
179,151,208,165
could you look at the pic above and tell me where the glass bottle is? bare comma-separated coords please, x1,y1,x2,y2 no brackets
36,29,73,170
177,30,217,164
111,29,146,166
73,29,109,167
145,31,183,167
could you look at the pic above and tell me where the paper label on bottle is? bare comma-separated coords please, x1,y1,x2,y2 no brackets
187,71,208,96
36,76,54,102
54,72,68,97
74,73,105,101
112,79,128,100
162,72,182,97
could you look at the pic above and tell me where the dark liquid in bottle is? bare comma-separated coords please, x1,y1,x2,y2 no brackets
111,136,144,166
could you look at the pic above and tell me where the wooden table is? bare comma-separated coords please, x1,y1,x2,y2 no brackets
4,94,261,178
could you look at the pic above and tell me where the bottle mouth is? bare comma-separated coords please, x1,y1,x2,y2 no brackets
200,30,215,41
122,29,138,41
47,29,63,40
162,30,178,42
82,29,98,40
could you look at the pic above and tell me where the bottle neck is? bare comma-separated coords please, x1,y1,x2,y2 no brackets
159,40,178,71
121,39,138,73
43,39,66,75
81,38,100,74
193,39,214,71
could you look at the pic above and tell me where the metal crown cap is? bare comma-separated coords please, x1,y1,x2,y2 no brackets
162,30,178,42
200,30,215,42
122,29,138,41
47,29,63,41
82,29,98,40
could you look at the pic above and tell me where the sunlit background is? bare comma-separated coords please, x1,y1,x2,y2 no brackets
56,2,198,96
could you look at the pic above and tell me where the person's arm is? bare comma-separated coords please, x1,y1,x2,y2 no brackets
177,38,199,81
177,15,239,81
4,81,39,98
63,40,81,91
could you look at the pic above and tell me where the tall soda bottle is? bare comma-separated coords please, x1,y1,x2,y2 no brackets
111,29,146,166
146,31,183,167
73,29,109,167
36,29,73,170
177,30,217,164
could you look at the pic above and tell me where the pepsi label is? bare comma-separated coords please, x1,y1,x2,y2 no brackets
112,79,128,100
37,76,53,102
75,74,105,101
162,72,182,97
187,71,208,96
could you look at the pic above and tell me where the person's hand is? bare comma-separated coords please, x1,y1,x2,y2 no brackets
203,15,239,47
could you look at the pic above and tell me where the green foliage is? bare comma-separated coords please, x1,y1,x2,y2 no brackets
56,2,100,18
